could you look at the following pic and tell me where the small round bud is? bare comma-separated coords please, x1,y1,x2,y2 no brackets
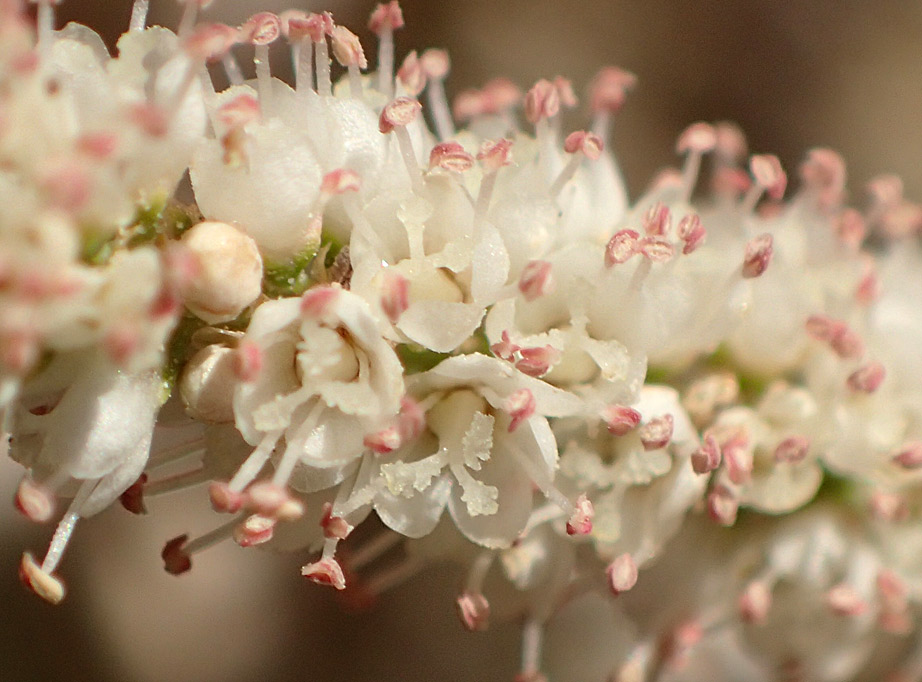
180,345,238,423
178,221,263,324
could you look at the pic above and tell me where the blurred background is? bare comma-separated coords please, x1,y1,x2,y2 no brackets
4,1,922,680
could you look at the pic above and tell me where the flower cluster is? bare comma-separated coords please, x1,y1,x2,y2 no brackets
6,1,922,680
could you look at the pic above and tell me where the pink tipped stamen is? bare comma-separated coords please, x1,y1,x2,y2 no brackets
233,514,276,547
639,414,674,451
302,556,347,590
847,361,885,394
800,148,846,210
369,1,404,98
826,583,868,617
505,388,536,432
676,122,717,201
332,25,367,98
397,50,426,97
518,260,554,302
549,130,604,196
677,213,706,254
474,138,513,226
515,345,561,378
429,142,474,173
306,12,334,96
565,493,594,536
607,553,639,596
517,618,546,682
589,66,636,141
490,330,521,362
743,154,787,212
15,477,56,523
603,404,642,436
738,579,773,623
605,229,641,267
380,97,425,194
364,426,402,454
691,434,722,474
420,49,454,140
320,502,353,540
457,590,491,632
741,233,774,278
707,483,739,526
774,436,810,464
892,442,922,470
209,481,245,513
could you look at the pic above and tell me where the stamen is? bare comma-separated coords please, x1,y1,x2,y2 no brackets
331,26,367,98
15,476,55,523
241,13,281,113
604,229,641,267
474,138,513,228
742,154,787,213
429,141,474,174
306,12,334,97
233,514,276,547
517,618,547,682
227,429,283,493
19,552,64,604
281,12,312,92
457,550,493,631
209,481,245,513
490,330,521,362
676,213,706,254
379,97,425,194
691,434,722,474
826,583,867,617
369,1,404,98
565,493,594,536
607,553,638,596
320,502,353,540
518,260,554,302
707,483,739,526
846,361,885,394
799,148,846,210
40,478,96,575
525,79,560,168
741,233,774,279
420,49,453,140
892,442,922,470
35,0,58,54
515,345,561,378
676,122,717,202
638,414,674,451
549,130,604,197
589,66,636,142
738,579,772,623
397,50,425,97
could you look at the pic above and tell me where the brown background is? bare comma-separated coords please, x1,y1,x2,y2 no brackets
4,1,922,681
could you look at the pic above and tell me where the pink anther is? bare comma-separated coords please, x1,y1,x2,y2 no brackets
216,93,260,130
456,591,490,631
524,79,560,124
429,142,474,172
826,584,867,617
477,138,514,171
364,426,402,454
15,478,55,523
847,361,885,393
566,493,594,536
240,12,281,45
741,233,773,278
515,345,561,377
380,271,409,324
604,229,641,267
331,25,367,69
642,202,671,236
638,235,675,263
800,148,846,207
301,557,347,590
589,66,636,114
738,580,772,623
76,132,118,160
606,553,638,596
773,436,810,464
892,442,922,470
602,404,642,436
714,121,748,161
749,154,787,199
707,484,738,526
320,502,353,540
279,10,309,40
304,12,333,43
482,78,522,112
676,122,717,155
518,260,554,302
553,76,578,108
397,50,425,96
397,397,425,442
379,96,421,133
209,481,245,513
639,414,674,451
490,330,521,362
563,130,604,160
233,514,276,547
368,1,404,33
321,168,361,196
505,388,536,432
420,49,450,79
691,434,722,474
677,214,706,254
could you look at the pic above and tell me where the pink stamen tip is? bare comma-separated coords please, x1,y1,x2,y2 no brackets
279,10,310,40
505,388,536,432
368,1,404,33
456,591,490,631
245,482,294,516
19,553,65,604
397,50,426,96
566,493,594,536
130,102,170,138
490,330,521,362
724,437,753,485
184,23,239,62
805,315,865,359
738,580,772,623
515,345,561,378
379,97,422,133
677,213,706,254
320,502,353,540
707,484,739,526
741,233,774,278
518,260,554,302
119,473,149,515
233,514,276,547
800,148,846,207
589,66,637,114
602,404,642,436
364,426,402,454
773,436,811,464
321,168,361,196
162,535,192,575
893,442,922,470
524,79,560,124
867,174,904,209
15,478,56,523
638,235,675,263
429,142,474,173
302,557,347,590
304,12,334,43
217,94,261,131
477,138,514,172
452,90,484,122
714,121,748,161
482,78,522,112
691,434,722,474
847,361,886,393
553,76,578,109
676,122,717,155
233,340,263,382
331,25,367,69
563,130,603,160
749,154,787,199
606,553,638,596
869,491,908,522
380,271,409,324
639,414,674,451
208,481,245,514
420,49,450,79
397,398,425,443
826,584,868,617
300,285,339,318
76,132,118,160
712,167,752,197
241,13,281,45
855,263,880,305
604,229,641,267
642,202,671,237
